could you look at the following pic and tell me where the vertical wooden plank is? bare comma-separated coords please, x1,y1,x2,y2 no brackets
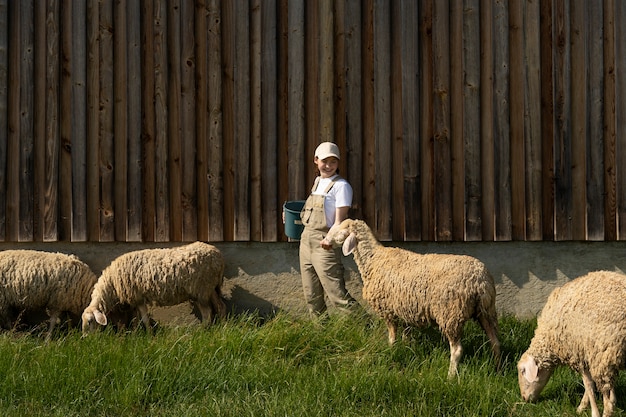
333,0,347,182
195,0,208,242
222,0,235,241
6,0,19,242
432,0,452,241
586,1,605,241
19,0,34,241
59,0,73,240
142,0,156,242
180,0,197,242
304,0,319,189
154,0,170,241
99,0,115,241
420,0,434,241
250,0,262,242
400,0,420,241
277,0,289,239
509,0,525,241
616,0,626,239
261,0,278,242
70,0,87,242
604,0,616,241
0,0,6,241
553,0,572,240
540,0,555,241
523,0,543,241
86,0,100,241
34,0,46,241
43,0,60,242
570,0,586,240
362,0,375,227
234,0,250,241
391,0,404,240
493,0,511,240
113,0,128,240
463,0,482,241
287,0,306,202
374,0,391,240
450,0,464,241
319,0,333,144
168,0,183,241
343,0,362,222
126,0,142,242
207,0,223,241
480,0,494,241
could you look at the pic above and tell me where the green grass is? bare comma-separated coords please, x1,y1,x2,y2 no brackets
0,313,624,417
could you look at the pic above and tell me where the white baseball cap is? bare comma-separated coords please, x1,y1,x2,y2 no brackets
315,142,340,160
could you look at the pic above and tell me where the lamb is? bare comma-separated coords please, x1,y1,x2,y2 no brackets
0,249,98,340
81,241,227,333
517,270,626,417
325,219,500,378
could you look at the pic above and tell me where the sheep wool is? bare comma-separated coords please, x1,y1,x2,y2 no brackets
0,249,98,339
517,270,626,417
82,241,226,333
325,219,500,378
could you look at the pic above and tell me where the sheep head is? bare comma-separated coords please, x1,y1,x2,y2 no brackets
325,219,358,256
517,353,554,402
81,306,108,334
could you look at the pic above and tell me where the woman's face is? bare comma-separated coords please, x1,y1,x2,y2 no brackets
315,156,339,178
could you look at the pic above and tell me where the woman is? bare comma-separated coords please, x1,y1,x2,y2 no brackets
299,142,358,316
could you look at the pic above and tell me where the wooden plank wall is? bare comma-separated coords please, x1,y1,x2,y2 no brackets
0,0,625,243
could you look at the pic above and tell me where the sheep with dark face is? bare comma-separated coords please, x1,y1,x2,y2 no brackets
0,249,98,339
82,242,226,333
325,219,500,378
518,270,626,417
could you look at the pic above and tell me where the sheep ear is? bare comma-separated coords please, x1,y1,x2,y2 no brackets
522,355,539,383
93,310,108,326
342,233,357,256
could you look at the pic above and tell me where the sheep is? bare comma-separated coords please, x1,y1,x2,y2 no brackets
81,241,226,333
517,270,626,417
0,249,98,340
325,219,500,378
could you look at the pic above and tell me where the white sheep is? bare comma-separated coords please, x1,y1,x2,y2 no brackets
517,270,626,417
81,241,226,333
325,219,500,378
0,249,98,339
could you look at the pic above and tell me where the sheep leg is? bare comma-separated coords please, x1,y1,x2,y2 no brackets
45,310,61,341
477,315,501,371
447,339,462,379
601,386,615,417
137,305,153,333
385,318,398,345
209,288,226,320
194,301,214,324
579,369,600,417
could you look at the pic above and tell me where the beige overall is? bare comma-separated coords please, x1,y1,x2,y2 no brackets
299,177,356,315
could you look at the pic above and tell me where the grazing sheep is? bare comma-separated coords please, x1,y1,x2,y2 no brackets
0,249,98,339
517,270,626,417
325,219,500,378
82,241,226,333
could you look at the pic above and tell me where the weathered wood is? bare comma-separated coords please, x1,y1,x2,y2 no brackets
399,0,420,241
180,0,197,242
250,0,262,242
450,0,464,241
86,0,100,241
126,0,142,242
59,0,72,241
462,0,481,241
0,0,7,241
432,0,452,241
142,0,156,242
99,0,115,241
603,0,616,241
523,0,543,241
154,0,170,242
195,0,208,242
480,0,495,241
207,0,223,241
362,0,375,227
493,0,511,240
34,0,46,241
615,0,626,240
304,0,319,190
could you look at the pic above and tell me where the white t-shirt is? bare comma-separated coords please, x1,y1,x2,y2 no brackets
311,175,353,228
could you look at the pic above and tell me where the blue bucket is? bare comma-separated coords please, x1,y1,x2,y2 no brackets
283,200,306,239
